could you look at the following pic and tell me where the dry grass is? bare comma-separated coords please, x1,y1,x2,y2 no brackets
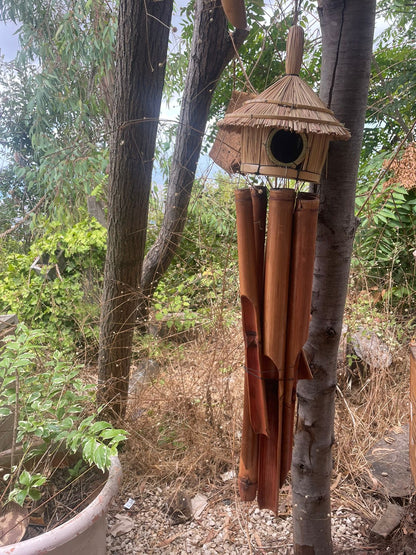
122,320,245,492
333,353,409,519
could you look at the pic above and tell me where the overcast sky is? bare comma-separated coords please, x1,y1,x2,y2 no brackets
0,21,20,61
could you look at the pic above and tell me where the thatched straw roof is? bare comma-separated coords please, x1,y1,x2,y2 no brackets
218,25,351,141
219,75,350,140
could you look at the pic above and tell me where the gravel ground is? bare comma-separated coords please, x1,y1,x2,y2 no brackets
106,478,373,554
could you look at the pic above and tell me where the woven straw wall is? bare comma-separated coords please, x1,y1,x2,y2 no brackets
239,127,329,183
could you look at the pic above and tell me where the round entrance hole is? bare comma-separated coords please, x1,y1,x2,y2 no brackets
266,129,307,167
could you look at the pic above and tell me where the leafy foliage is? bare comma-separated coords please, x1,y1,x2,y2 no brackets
0,324,127,506
353,154,416,310
0,219,107,353
0,0,115,230
150,176,239,330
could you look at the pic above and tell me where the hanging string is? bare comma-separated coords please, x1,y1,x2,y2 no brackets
293,0,302,26
233,58,236,92
229,31,258,94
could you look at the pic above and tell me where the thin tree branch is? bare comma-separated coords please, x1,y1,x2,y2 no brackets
0,194,47,239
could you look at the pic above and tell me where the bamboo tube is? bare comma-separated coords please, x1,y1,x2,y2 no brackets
236,187,267,501
257,188,295,513
235,189,268,436
280,192,318,486
250,186,268,303
410,343,416,483
263,189,296,374
238,372,259,501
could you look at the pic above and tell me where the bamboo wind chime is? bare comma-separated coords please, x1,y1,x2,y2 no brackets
210,22,350,515
235,186,317,515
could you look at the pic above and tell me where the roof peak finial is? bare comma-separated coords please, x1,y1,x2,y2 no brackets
285,25,304,76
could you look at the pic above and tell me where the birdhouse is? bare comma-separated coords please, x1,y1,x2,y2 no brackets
216,26,351,183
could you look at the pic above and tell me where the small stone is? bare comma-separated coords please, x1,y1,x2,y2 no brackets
165,489,192,524
371,503,406,539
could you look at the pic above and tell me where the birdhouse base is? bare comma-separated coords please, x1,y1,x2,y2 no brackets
240,163,321,183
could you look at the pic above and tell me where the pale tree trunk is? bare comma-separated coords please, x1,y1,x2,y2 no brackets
291,1,376,553
97,0,173,417
141,0,248,301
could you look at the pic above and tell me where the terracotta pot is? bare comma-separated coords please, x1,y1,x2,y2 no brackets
0,456,122,555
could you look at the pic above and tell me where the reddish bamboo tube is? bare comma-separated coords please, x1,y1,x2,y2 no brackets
238,371,259,500
236,187,267,500
257,188,295,513
235,188,268,437
250,186,268,304
280,192,318,486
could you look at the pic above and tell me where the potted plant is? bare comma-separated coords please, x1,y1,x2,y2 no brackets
0,324,127,553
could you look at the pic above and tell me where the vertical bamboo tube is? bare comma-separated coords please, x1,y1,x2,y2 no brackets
263,189,296,374
236,187,267,500
257,188,295,513
250,186,268,303
238,372,259,501
235,188,268,437
280,192,319,486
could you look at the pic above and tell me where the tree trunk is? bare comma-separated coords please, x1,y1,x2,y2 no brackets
97,0,173,417
141,0,248,300
291,1,376,553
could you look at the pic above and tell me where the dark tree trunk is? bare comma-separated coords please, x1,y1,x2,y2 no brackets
98,0,248,416
291,1,376,553
140,0,248,300
97,0,173,417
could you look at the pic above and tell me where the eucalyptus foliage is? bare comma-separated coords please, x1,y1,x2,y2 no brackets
0,0,115,226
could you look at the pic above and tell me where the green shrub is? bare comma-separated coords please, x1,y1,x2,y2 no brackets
354,157,416,312
151,176,239,330
0,219,107,354
0,324,127,506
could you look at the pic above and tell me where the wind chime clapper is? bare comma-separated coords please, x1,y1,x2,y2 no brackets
210,23,350,516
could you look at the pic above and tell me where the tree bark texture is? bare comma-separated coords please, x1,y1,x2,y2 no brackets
141,0,248,299
97,0,173,416
292,1,376,553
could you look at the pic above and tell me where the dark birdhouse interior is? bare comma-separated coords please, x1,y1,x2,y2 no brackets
266,129,307,167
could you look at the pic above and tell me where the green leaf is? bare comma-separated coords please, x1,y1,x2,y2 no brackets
82,437,98,463
93,443,108,471
19,470,31,486
89,421,111,434
28,488,42,501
